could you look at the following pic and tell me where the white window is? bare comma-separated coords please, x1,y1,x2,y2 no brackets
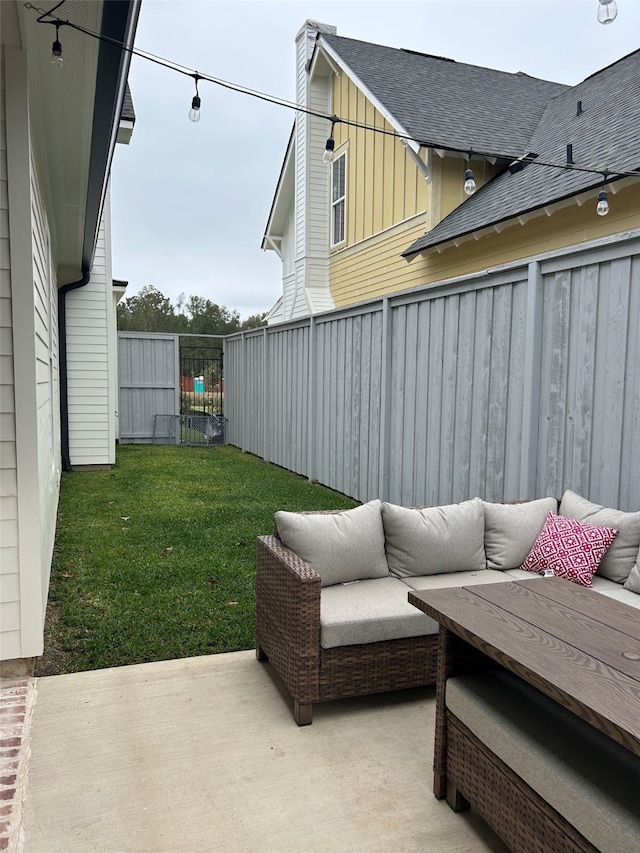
331,153,346,246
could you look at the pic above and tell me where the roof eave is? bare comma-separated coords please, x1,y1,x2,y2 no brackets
82,0,141,274
262,125,295,251
402,175,639,259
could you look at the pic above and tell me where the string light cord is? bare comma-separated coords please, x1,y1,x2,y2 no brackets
24,1,639,184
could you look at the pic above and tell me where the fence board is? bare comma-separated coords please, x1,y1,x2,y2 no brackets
118,333,178,443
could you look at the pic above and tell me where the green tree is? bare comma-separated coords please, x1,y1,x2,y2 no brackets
240,313,267,330
117,285,267,335
184,295,242,336
117,285,178,332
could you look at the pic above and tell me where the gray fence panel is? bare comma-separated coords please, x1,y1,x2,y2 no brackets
537,254,640,509
223,335,243,449
267,325,310,475
118,333,179,443
314,310,384,500
226,235,640,511
386,277,529,507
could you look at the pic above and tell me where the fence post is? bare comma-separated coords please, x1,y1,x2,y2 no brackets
307,317,316,482
378,297,393,501
520,261,544,496
262,327,270,463
240,332,247,452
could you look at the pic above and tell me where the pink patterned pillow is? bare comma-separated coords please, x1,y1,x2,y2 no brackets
520,511,618,587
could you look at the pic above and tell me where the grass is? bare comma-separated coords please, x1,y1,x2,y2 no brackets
37,445,356,676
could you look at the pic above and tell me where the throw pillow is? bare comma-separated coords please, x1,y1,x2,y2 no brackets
382,498,486,577
274,500,388,587
483,497,558,570
520,511,618,588
559,490,640,584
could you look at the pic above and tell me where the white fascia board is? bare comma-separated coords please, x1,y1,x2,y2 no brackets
316,40,419,154
309,46,341,80
116,119,134,145
262,128,295,248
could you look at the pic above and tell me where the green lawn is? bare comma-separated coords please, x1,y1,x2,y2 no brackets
38,445,356,675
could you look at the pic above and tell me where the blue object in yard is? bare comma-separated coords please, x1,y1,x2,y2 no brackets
194,376,204,394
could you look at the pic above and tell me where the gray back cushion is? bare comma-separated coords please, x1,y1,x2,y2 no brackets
559,490,640,584
382,498,486,577
624,561,640,594
274,500,388,587
483,498,558,570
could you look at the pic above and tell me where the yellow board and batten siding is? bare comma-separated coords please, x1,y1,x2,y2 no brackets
418,181,640,284
330,74,430,305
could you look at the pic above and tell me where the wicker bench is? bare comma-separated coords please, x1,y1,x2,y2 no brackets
256,492,640,725
445,669,640,853
256,534,441,725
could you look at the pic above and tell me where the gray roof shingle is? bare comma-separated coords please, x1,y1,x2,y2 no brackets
321,34,568,155
121,83,135,123
403,49,640,256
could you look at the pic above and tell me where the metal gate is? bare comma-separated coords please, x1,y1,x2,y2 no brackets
176,338,225,446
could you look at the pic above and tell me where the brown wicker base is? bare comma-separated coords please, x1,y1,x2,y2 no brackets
256,534,440,724
445,711,599,853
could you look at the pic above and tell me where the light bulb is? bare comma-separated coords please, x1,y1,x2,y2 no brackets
51,39,63,67
596,190,609,216
189,94,201,123
463,168,476,196
323,137,335,164
597,0,618,24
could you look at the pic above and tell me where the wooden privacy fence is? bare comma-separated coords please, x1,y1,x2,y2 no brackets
225,232,640,511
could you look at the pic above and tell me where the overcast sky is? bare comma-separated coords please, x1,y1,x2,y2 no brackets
110,0,640,319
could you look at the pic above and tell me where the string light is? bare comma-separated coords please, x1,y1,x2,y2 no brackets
323,119,338,164
51,23,63,67
596,189,609,215
597,0,618,24
189,75,201,122
24,1,639,201
463,155,477,195
596,172,610,215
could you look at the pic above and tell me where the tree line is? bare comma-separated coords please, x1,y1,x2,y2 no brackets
117,285,266,335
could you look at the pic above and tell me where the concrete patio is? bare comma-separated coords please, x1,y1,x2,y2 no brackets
8,651,509,852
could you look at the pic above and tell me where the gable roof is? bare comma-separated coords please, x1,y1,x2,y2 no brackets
403,48,640,256
320,34,568,156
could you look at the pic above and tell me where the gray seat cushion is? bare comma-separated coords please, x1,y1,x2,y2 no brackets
320,576,438,649
446,669,640,853
401,569,510,591
598,586,640,609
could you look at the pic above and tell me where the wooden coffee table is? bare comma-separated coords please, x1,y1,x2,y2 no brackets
409,576,640,797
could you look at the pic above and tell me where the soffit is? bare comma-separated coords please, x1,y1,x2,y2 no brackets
18,0,103,281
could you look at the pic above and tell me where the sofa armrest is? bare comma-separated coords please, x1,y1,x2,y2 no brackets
255,535,322,705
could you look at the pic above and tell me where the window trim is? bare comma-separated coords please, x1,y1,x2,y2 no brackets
330,151,347,248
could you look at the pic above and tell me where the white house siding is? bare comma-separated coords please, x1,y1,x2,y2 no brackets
288,22,335,323
29,146,60,621
0,48,22,661
2,44,60,660
66,196,114,466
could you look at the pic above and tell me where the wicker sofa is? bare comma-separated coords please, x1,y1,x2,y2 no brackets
256,491,640,725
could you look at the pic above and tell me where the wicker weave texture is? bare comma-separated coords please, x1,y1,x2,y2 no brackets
256,534,441,721
446,712,599,853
